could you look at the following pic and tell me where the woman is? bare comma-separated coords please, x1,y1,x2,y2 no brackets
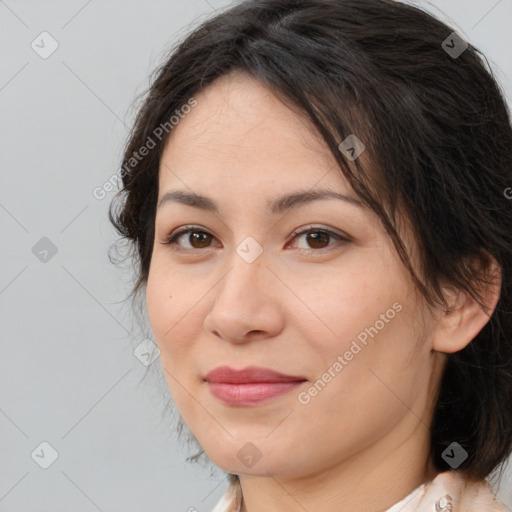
109,0,512,510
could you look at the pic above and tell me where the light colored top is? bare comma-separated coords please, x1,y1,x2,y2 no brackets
211,470,508,512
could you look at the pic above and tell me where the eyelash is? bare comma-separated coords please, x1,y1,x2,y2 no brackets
161,224,350,253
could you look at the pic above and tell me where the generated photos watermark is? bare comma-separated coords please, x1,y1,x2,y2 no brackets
93,97,198,200
298,301,403,404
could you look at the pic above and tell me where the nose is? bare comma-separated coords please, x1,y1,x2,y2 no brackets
203,249,285,343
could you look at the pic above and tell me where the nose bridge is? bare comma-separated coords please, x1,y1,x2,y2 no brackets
218,242,268,306
204,241,283,341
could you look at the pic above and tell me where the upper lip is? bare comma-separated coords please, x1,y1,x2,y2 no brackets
204,366,307,384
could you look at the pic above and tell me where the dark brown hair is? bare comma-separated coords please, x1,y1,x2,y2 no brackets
109,0,512,494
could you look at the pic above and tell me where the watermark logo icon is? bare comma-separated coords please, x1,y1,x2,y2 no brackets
237,442,262,468
236,236,263,264
442,32,468,59
31,31,59,59
133,338,160,366
338,134,366,161
32,237,58,263
31,441,59,469
441,441,468,469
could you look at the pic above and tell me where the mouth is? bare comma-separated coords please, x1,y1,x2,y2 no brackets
204,366,307,406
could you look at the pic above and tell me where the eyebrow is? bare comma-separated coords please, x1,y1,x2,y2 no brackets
158,189,363,215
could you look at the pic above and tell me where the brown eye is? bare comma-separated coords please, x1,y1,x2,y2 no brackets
305,231,330,249
290,226,349,251
187,231,213,248
162,228,216,250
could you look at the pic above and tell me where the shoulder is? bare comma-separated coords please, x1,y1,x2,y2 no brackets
418,470,508,512
211,486,239,512
458,473,509,512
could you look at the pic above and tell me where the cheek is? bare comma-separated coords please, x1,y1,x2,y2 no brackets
145,254,208,371
146,257,185,358
295,311,424,457
146,267,196,408
291,256,418,401
145,269,169,340
287,259,402,350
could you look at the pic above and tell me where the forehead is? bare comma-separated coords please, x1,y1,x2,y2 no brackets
159,71,344,188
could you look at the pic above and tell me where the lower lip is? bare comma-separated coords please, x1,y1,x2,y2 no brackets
206,381,305,405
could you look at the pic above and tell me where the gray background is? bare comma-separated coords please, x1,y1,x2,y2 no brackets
1,0,511,510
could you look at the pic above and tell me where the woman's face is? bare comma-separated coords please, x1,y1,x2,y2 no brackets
146,71,444,479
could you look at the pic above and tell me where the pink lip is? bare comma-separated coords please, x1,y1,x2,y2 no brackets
204,366,307,406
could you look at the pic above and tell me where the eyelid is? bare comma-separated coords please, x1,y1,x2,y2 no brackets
289,224,351,242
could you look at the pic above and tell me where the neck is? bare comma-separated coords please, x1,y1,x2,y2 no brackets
238,418,438,512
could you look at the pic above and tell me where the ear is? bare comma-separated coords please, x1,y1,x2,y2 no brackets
432,251,502,354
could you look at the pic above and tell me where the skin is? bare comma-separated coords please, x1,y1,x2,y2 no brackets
145,70,501,512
